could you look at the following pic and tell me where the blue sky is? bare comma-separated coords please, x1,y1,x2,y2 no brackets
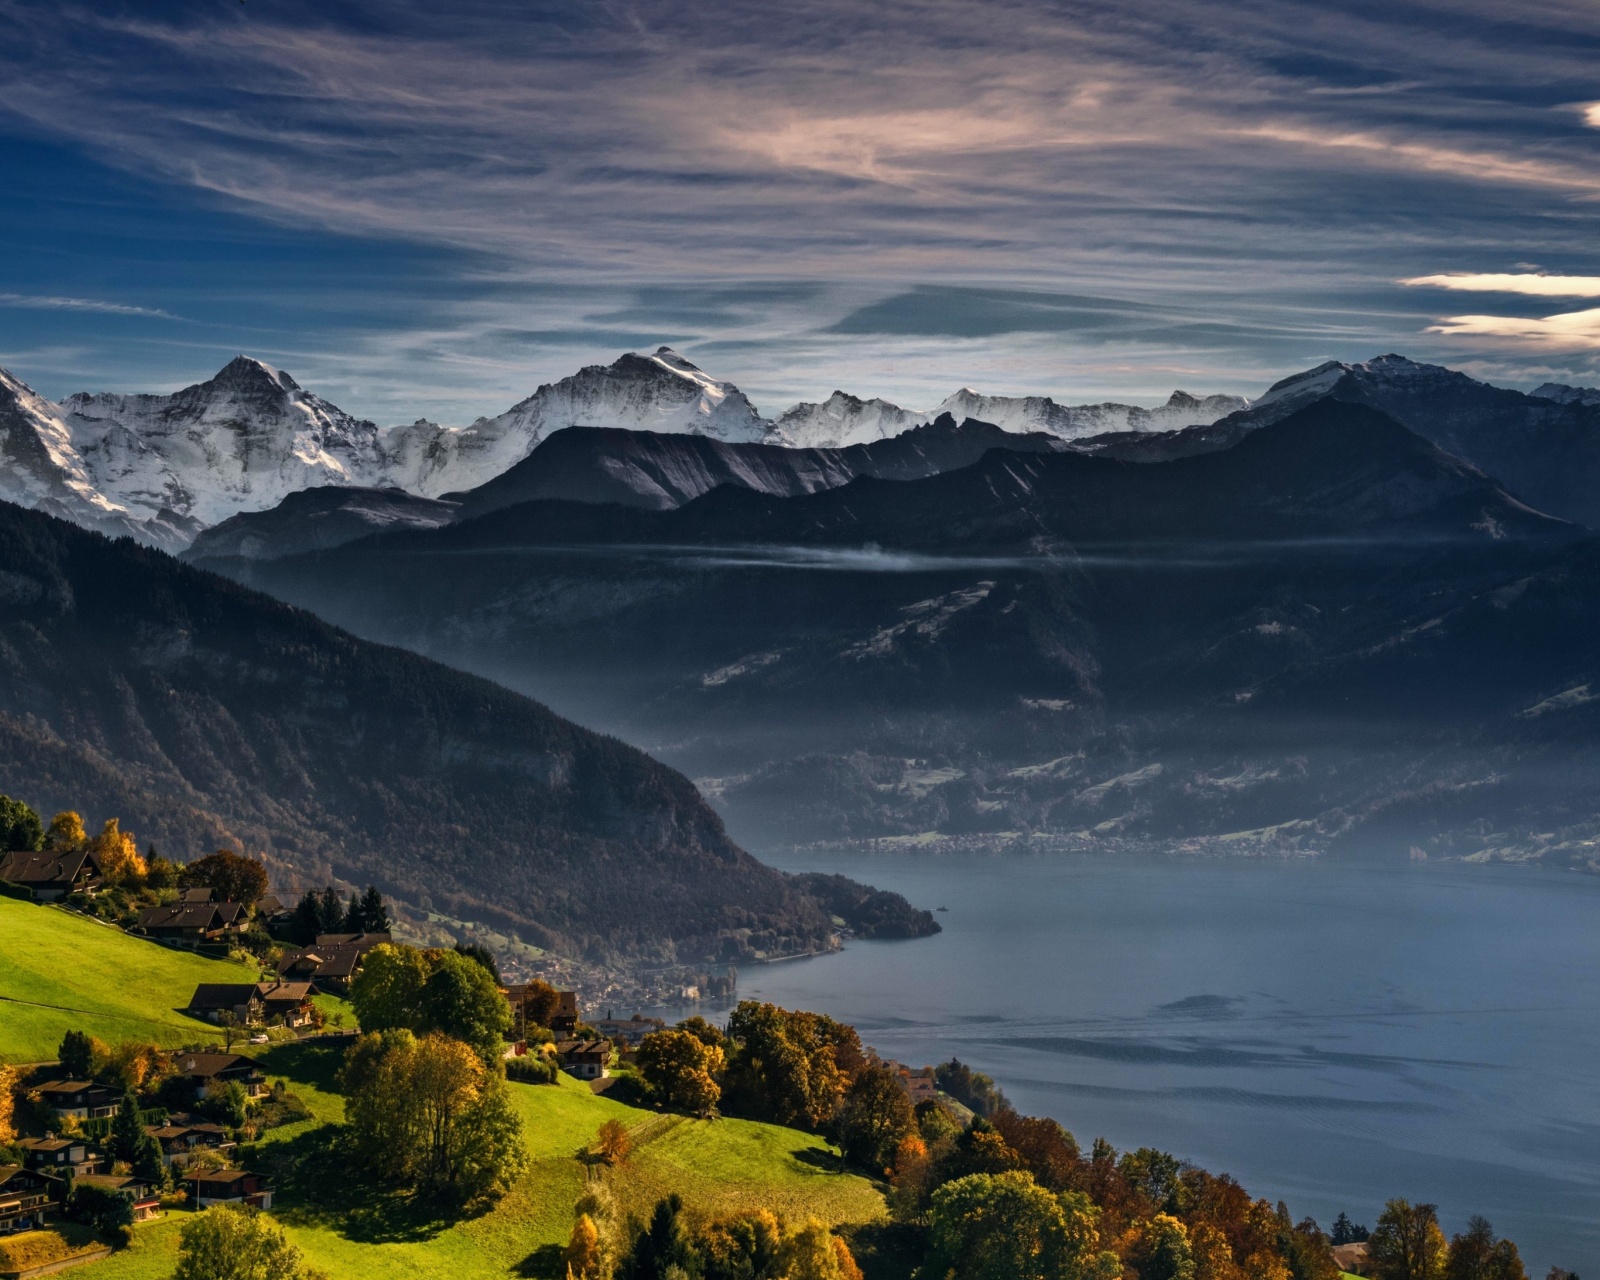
5,0,1600,422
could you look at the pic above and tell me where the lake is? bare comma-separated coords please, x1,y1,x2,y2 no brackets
733,852,1600,1271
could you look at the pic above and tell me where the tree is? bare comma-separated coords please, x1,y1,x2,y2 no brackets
992,1110,1083,1193
924,1170,1113,1280
833,1061,915,1172
59,1029,99,1079
145,853,180,890
358,885,390,933
517,979,562,1032
349,943,431,1033
68,1180,135,1246
175,1204,324,1280
1446,1218,1527,1280
343,890,363,932
0,795,42,852
1130,1214,1198,1280
698,1209,783,1280
180,850,268,907
110,1089,145,1162
774,1220,856,1280
635,1029,724,1115
617,1194,695,1280
1121,1148,1185,1215
344,1029,528,1204
288,891,324,945
43,811,87,853
421,949,514,1064
934,1058,1008,1117
0,1063,17,1145
567,1213,604,1280
453,941,502,984
88,819,146,886
317,886,345,933
594,1118,631,1165
1369,1201,1448,1280
200,1079,249,1128
723,1001,850,1129
1332,1215,1370,1246
674,1015,727,1051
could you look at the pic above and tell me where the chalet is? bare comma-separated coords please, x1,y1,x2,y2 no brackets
34,1080,120,1122
74,1174,161,1223
167,1052,267,1101
276,933,389,996
179,886,215,903
1331,1243,1370,1276
185,1169,271,1211
145,1121,232,1168
15,1138,99,1179
186,981,315,1027
254,894,293,928
0,850,100,902
0,1166,53,1235
879,1059,939,1107
555,1038,612,1080
137,900,245,947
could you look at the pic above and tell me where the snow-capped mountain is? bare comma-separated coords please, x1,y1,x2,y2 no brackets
769,384,1246,447
1530,381,1600,407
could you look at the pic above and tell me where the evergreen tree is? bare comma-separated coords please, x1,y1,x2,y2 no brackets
316,886,345,934
359,885,390,933
111,1090,146,1164
617,1194,695,1280
453,941,501,983
288,891,323,946
0,794,43,852
59,1030,96,1079
343,890,363,932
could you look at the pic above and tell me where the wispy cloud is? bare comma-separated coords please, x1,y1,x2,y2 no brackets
1427,307,1600,350
1403,274,1600,297
0,293,176,318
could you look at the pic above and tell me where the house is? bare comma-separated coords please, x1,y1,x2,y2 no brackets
879,1059,940,1107
1332,1243,1370,1276
73,1174,161,1223
0,1166,53,1235
145,1121,232,1169
555,1038,612,1080
137,901,245,947
179,887,215,903
254,894,293,928
276,933,389,996
186,981,315,1027
34,1081,121,1122
0,850,101,901
185,1169,271,1211
167,1052,267,1101
592,1013,667,1045
15,1138,99,1179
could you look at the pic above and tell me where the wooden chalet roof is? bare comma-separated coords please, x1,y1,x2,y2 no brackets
0,850,94,886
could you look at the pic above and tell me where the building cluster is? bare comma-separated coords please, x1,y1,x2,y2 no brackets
0,1051,274,1238
501,987,670,1082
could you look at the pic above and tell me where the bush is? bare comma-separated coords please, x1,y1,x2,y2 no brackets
505,1053,557,1085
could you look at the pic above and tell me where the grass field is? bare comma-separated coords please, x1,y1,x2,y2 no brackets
77,1043,885,1280
0,897,258,1062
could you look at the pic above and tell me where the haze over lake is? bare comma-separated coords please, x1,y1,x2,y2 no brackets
738,852,1600,1272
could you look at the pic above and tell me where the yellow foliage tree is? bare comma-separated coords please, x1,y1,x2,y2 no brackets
775,1221,850,1280
565,1214,603,1280
89,819,146,886
593,1119,631,1166
0,1063,18,1145
42,811,87,853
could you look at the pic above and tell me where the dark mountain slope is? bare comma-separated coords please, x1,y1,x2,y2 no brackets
207,400,1600,859
0,500,918,963
186,486,459,562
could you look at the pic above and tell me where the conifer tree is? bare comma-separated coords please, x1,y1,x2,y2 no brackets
359,885,390,933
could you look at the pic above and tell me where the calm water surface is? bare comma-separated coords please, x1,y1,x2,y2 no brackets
735,853,1600,1271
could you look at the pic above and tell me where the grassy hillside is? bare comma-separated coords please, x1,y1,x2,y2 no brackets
77,1043,884,1280
0,897,255,1061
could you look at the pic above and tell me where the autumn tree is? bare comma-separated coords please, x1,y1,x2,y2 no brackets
175,1204,326,1280
0,1063,17,1145
180,850,268,907
88,819,146,886
594,1118,631,1165
832,1061,915,1172
635,1028,724,1115
566,1213,604,1280
1128,1214,1198,1280
698,1209,783,1280
516,978,562,1033
924,1170,1118,1280
993,1110,1084,1193
1369,1201,1448,1280
43,811,87,853
774,1220,862,1280
722,1001,855,1129
0,795,42,852
934,1058,1009,1117
349,943,511,1065
1444,1217,1527,1280
343,1029,527,1204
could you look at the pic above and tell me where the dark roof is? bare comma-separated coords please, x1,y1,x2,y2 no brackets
35,1079,110,1097
258,981,314,1004
555,1038,611,1054
187,983,261,1010
314,932,390,949
188,1169,261,1188
0,850,94,886
171,1052,263,1078
139,902,243,931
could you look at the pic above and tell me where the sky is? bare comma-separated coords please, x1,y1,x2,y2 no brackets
5,0,1600,423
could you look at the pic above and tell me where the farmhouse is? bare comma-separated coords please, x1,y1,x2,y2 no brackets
145,1121,232,1168
555,1038,612,1080
167,1052,267,1101
137,900,245,946
14,1139,98,1180
0,851,100,901
186,1169,272,1211
592,1012,668,1045
33,1081,120,1122
276,932,389,996
186,981,315,1027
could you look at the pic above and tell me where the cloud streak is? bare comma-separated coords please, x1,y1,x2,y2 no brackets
0,293,176,318
1404,274,1600,297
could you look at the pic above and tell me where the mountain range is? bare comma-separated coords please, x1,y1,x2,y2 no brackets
0,349,1244,549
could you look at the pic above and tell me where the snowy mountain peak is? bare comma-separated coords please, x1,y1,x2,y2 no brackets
1531,381,1600,407
211,354,302,393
